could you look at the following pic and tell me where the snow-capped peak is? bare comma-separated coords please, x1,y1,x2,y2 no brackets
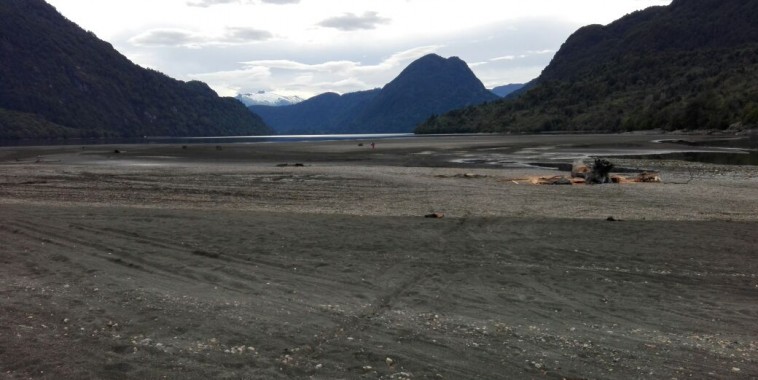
235,91,305,107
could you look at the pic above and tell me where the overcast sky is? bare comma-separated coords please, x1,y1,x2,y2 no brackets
46,0,671,99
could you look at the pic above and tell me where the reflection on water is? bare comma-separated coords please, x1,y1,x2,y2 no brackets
619,151,758,166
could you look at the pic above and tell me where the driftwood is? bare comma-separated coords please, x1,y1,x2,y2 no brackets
531,158,661,185
636,172,661,182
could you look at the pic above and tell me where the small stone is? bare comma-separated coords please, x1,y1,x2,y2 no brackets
732,367,740,372
386,357,395,367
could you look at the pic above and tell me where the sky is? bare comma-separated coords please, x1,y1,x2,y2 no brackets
46,0,671,99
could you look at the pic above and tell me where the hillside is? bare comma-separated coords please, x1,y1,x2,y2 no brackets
0,0,271,140
416,0,758,134
251,54,498,134
491,84,525,98
249,90,380,135
349,55,499,133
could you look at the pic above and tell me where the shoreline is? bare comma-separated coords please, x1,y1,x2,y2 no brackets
1,133,757,379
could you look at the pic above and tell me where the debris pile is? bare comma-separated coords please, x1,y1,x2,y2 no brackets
530,158,661,185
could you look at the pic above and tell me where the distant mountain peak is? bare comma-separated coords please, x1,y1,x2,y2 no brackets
250,54,498,134
235,91,305,107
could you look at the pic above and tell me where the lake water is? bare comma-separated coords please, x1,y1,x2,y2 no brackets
618,151,758,166
0,133,415,147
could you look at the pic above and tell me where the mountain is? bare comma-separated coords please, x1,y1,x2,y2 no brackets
249,89,380,135
235,91,304,107
417,0,758,134
491,84,525,98
250,54,499,134
0,0,271,140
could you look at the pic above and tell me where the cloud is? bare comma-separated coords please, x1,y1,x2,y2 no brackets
526,49,556,55
491,55,516,62
129,27,272,47
187,0,248,7
190,45,442,97
223,27,274,43
187,0,296,6
318,11,390,31
238,45,441,75
129,29,205,48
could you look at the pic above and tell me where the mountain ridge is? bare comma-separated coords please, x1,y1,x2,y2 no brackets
251,54,498,134
0,0,271,139
235,91,304,107
491,84,525,98
417,0,758,134
250,90,381,135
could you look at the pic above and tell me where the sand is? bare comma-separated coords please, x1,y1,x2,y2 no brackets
1,134,757,379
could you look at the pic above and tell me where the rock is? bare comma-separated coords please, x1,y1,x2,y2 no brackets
424,212,445,218
585,158,614,184
386,357,395,367
571,161,590,178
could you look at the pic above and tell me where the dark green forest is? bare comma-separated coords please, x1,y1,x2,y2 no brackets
417,0,758,134
0,0,271,140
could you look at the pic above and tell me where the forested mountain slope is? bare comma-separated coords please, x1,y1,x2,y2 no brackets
417,0,758,134
0,0,271,139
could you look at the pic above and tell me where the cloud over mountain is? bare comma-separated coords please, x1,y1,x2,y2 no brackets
189,45,441,96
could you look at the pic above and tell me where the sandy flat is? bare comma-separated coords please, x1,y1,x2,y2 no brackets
1,134,757,379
